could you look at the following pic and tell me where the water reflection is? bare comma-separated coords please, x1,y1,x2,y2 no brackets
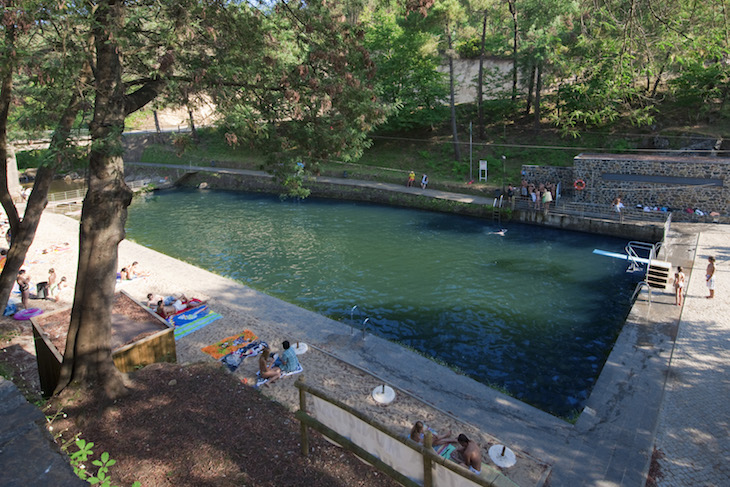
127,189,639,416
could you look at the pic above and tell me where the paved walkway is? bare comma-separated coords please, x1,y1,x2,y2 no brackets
0,376,84,487
654,228,730,486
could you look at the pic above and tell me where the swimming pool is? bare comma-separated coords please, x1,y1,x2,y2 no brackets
126,188,639,416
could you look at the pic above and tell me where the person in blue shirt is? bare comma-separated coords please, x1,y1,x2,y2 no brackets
278,340,300,373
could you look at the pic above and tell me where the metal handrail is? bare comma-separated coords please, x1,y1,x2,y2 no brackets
631,281,652,306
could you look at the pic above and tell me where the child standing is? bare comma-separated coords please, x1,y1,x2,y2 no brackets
674,266,685,306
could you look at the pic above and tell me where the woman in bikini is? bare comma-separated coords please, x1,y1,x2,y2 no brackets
258,347,281,385
674,266,685,306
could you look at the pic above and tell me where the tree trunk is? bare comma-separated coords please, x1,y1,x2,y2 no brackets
0,27,90,309
525,63,536,116
56,0,167,399
477,10,487,139
56,0,130,399
187,104,198,142
447,28,461,161
0,19,20,234
534,62,543,130
153,110,163,143
508,0,518,103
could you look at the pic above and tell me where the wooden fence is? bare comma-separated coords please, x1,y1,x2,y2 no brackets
295,379,520,487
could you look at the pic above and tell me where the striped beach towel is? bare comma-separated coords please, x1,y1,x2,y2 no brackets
171,305,223,340
201,329,258,359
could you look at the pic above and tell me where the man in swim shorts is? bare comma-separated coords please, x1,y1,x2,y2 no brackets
453,433,481,475
706,256,716,299
16,269,30,309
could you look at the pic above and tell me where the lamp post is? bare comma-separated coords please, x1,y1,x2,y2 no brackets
501,155,506,194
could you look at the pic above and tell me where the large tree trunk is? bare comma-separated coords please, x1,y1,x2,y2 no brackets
56,0,130,399
56,0,166,399
447,28,461,161
525,62,536,116
477,10,487,139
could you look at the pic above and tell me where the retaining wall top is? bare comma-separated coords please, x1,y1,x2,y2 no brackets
575,153,730,164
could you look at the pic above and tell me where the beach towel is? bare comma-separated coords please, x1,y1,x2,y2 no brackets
221,340,268,372
434,443,458,460
256,363,304,387
171,305,223,340
201,329,258,360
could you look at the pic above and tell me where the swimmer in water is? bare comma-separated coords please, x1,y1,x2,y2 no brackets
490,229,507,236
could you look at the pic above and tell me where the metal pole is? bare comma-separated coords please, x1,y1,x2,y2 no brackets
469,122,473,181
502,155,506,193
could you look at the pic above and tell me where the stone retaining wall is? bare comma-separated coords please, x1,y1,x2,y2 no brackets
522,153,730,221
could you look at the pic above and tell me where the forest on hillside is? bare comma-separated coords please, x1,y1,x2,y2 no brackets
4,0,730,183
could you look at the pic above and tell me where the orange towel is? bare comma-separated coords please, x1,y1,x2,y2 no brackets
201,330,258,359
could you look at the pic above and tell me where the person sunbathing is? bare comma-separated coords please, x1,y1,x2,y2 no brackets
119,267,131,280
155,296,206,319
155,300,176,319
127,261,150,278
409,421,453,445
258,347,281,385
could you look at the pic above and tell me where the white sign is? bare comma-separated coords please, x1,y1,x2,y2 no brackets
479,160,488,181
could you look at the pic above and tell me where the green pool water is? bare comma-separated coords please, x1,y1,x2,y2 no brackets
126,188,639,416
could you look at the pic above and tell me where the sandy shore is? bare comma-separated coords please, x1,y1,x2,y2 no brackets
15,211,549,486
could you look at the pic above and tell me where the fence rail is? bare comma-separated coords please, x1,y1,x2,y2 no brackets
46,179,151,206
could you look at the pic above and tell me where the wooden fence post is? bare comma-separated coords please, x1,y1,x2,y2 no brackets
298,377,309,456
423,431,434,487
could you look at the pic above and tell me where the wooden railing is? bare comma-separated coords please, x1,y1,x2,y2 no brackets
295,378,519,487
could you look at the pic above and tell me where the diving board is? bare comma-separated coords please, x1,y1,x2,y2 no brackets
594,249,672,289
593,249,651,264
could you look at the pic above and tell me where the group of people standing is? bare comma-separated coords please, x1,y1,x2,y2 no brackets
518,179,556,211
15,267,68,309
406,170,428,189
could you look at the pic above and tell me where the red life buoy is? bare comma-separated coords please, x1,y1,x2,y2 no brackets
574,179,586,191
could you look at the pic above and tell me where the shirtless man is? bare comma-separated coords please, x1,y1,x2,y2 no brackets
16,270,31,309
453,434,482,475
706,256,716,299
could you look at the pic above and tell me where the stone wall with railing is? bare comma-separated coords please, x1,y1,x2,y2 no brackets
520,165,575,194
522,153,730,221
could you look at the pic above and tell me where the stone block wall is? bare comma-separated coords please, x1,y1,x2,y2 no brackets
520,165,575,193
572,153,729,214
522,154,730,217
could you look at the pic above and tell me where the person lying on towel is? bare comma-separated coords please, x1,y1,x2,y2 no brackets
409,421,452,445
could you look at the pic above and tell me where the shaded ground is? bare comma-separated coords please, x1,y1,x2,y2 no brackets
1,319,399,487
